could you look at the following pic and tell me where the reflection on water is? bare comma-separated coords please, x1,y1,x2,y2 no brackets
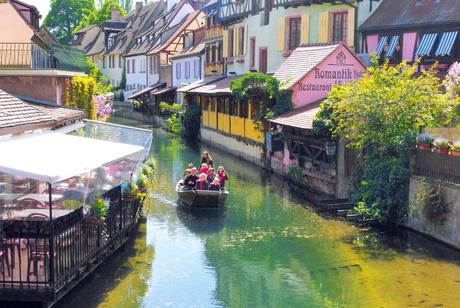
57,123,460,308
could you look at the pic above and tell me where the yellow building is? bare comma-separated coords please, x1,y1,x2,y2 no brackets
184,76,265,164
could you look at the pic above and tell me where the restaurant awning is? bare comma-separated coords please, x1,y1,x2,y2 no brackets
0,133,144,184
435,31,458,56
384,35,400,58
269,105,320,130
415,33,438,56
177,76,226,93
375,36,388,56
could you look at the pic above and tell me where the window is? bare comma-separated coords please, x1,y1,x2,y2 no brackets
185,62,190,79
332,11,348,42
218,44,223,62
210,98,215,112
239,100,248,118
194,60,199,78
103,56,106,69
288,17,301,50
230,99,239,116
212,45,216,62
149,56,153,74
250,37,256,67
140,59,146,73
132,59,135,73
119,55,123,68
259,47,267,74
127,59,130,73
176,62,181,79
229,29,234,57
224,98,230,114
238,27,244,55
251,101,260,119
206,46,211,64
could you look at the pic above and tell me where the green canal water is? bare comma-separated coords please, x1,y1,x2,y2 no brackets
56,119,460,308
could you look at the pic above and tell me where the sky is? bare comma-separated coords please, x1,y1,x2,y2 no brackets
22,0,51,21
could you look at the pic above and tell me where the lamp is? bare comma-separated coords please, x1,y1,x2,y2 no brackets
325,141,337,156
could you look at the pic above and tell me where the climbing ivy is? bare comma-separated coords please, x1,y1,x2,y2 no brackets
64,76,97,120
230,72,293,125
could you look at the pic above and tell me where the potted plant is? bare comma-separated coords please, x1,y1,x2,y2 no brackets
451,142,460,156
433,138,450,155
416,133,434,151
121,181,134,202
86,197,109,226
136,176,147,192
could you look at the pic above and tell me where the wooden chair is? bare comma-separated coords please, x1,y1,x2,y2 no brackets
26,213,49,278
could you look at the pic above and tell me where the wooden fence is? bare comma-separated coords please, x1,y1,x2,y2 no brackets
413,149,460,185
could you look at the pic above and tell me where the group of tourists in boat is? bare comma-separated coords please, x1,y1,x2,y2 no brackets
183,151,228,191
176,151,229,208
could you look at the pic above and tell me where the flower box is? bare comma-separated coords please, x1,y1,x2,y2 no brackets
434,147,449,155
451,149,460,157
417,143,432,151
236,59,245,63
226,60,234,64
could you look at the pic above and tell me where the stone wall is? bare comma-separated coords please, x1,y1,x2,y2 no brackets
200,127,264,166
406,176,460,249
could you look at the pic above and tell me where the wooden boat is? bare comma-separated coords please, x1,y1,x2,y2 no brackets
176,180,229,208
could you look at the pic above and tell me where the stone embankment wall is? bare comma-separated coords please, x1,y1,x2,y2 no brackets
406,176,460,249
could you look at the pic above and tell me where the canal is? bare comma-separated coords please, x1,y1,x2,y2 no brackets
56,120,460,308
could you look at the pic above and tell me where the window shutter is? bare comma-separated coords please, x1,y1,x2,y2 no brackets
244,25,248,54
300,13,310,44
318,12,329,43
223,29,229,58
347,8,355,47
234,28,238,56
277,18,285,51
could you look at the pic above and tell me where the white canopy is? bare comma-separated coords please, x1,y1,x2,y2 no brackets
0,133,144,184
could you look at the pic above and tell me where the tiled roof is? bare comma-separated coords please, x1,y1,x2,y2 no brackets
0,89,83,135
188,75,238,95
360,0,460,32
170,41,204,59
86,29,105,55
269,103,321,130
274,43,339,89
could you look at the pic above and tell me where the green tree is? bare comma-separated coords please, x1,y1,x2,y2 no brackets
317,58,460,224
44,0,96,44
76,0,126,31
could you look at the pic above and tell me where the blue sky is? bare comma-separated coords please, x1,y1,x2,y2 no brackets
22,0,51,21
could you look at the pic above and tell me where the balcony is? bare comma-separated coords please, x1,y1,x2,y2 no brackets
205,62,225,76
0,43,88,73
205,26,224,40
218,0,254,24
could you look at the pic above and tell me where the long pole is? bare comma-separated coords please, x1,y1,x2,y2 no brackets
48,183,55,289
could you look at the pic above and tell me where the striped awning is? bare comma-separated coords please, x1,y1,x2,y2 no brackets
375,36,388,56
415,33,438,56
384,35,400,58
435,31,458,57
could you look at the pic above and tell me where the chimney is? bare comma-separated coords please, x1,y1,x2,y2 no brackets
111,8,120,21
135,1,143,12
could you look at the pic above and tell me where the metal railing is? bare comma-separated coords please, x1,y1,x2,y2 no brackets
0,43,88,72
0,190,142,302
413,149,460,185
0,43,55,70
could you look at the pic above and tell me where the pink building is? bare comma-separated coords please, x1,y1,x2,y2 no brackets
268,43,365,202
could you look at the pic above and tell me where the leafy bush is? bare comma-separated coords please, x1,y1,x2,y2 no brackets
90,198,109,220
181,104,201,139
287,166,305,182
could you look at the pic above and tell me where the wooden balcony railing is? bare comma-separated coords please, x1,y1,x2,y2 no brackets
205,26,223,40
205,63,225,76
413,149,460,185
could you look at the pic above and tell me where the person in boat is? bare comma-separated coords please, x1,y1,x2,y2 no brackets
206,167,215,183
195,173,209,190
201,151,213,167
217,166,228,189
199,163,209,174
186,163,194,172
183,167,198,190
209,177,220,191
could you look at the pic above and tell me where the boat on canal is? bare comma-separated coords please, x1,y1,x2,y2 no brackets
176,180,229,208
